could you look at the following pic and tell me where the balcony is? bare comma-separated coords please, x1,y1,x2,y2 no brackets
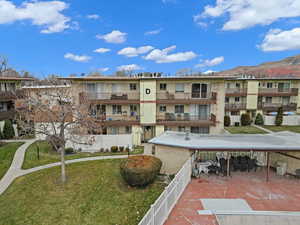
257,102,297,111
93,114,140,126
156,92,217,104
156,113,216,126
79,92,140,104
258,88,298,97
0,90,26,101
225,88,247,97
225,103,247,111
0,109,16,120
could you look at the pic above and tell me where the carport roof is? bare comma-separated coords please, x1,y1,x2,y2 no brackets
149,131,300,152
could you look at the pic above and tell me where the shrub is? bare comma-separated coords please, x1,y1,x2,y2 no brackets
125,146,130,152
120,155,162,187
65,147,74,155
100,148,104,152
255,113,264,125
119,146,124,152
111,146,118,153
3,120,15,139
105,148,109,153
0,128,3,140
275,107,283,126
241,113,251,126
224,115,231,127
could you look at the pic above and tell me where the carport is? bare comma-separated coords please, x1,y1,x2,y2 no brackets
149,131,300,181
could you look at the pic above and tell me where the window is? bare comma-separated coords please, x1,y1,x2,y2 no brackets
267,83,273,88
111,127,119,135
87,83,96,92
160,83,167,90
191,126,209,134
236,83,241,88
178,126,185,132
235,97,240,102
282,96,290,105
175,105,184,113
129,83,137,90
175,83,184,93
159,105,166,112
112,105,122,114
125,126,132,134
225,97,229,103
130,105,137,112
266,97,272,103
226,83,231,89
231,111,240,116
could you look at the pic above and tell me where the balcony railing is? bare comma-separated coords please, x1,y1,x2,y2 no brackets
258,88,298,96
156,92,217,104
156,113,216,125
92,114,140,125
257,103,297,111
225,103,247,110
80,92,140,103
225,88,247,96
0,110,16,120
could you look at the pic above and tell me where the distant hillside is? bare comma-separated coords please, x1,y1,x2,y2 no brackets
217,55,300,78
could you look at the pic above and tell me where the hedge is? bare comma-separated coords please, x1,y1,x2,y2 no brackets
120,155,162,187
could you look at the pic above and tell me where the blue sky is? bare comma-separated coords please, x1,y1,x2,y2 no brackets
1,0,300,77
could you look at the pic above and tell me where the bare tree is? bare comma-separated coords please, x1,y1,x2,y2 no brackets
16,78,97,183
0,56,8,74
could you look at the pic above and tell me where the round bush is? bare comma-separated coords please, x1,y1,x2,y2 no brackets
120,155,162,187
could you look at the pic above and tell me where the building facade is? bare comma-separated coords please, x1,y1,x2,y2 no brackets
225,77,300,125
0,77,32,122
65,75,227,145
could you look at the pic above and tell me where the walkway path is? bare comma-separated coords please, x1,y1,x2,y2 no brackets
0,140,128,195
253,125,274,133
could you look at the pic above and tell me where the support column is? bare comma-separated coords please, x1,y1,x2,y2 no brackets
266,152,270,182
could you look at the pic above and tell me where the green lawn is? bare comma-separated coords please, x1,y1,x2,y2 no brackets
0,159,165,225
263,126,300,133
225,126,268,134
0,142,24,179
22,141,144,169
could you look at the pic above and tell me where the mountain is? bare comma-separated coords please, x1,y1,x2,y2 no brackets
217,54,300,78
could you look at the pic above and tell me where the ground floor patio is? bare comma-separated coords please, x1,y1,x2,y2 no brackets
165,170,300,225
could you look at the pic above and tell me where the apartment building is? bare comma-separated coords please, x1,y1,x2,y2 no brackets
0,77,33,122
64,75,226,145
225,77,300,124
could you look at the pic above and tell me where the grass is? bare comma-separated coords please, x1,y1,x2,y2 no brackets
0,159,165,225
225,126,268,134
22,141,144,169
262,125,300,133
0,142,24,179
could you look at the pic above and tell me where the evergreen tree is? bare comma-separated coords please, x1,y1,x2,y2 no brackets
224,115,231,127
3,119,15,139
241,113,251,126
275,107,283,126
255,113,264,125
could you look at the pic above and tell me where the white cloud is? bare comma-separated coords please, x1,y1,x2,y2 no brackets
0,0,71,33
195,0,300,30
118,46,154,57
96,30,127,44
145,28,162,35
203,70,217,74
97,67,109,72
144,45,197,63
259,28,300,51
94,48,111,53
64,53,91,62
87,14,100,20
195,56,224,68
117,64,143,71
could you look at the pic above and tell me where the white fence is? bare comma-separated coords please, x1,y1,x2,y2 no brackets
138,158,192,225
264,115,300,126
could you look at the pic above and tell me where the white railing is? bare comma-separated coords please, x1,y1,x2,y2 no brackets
138,158,192,225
